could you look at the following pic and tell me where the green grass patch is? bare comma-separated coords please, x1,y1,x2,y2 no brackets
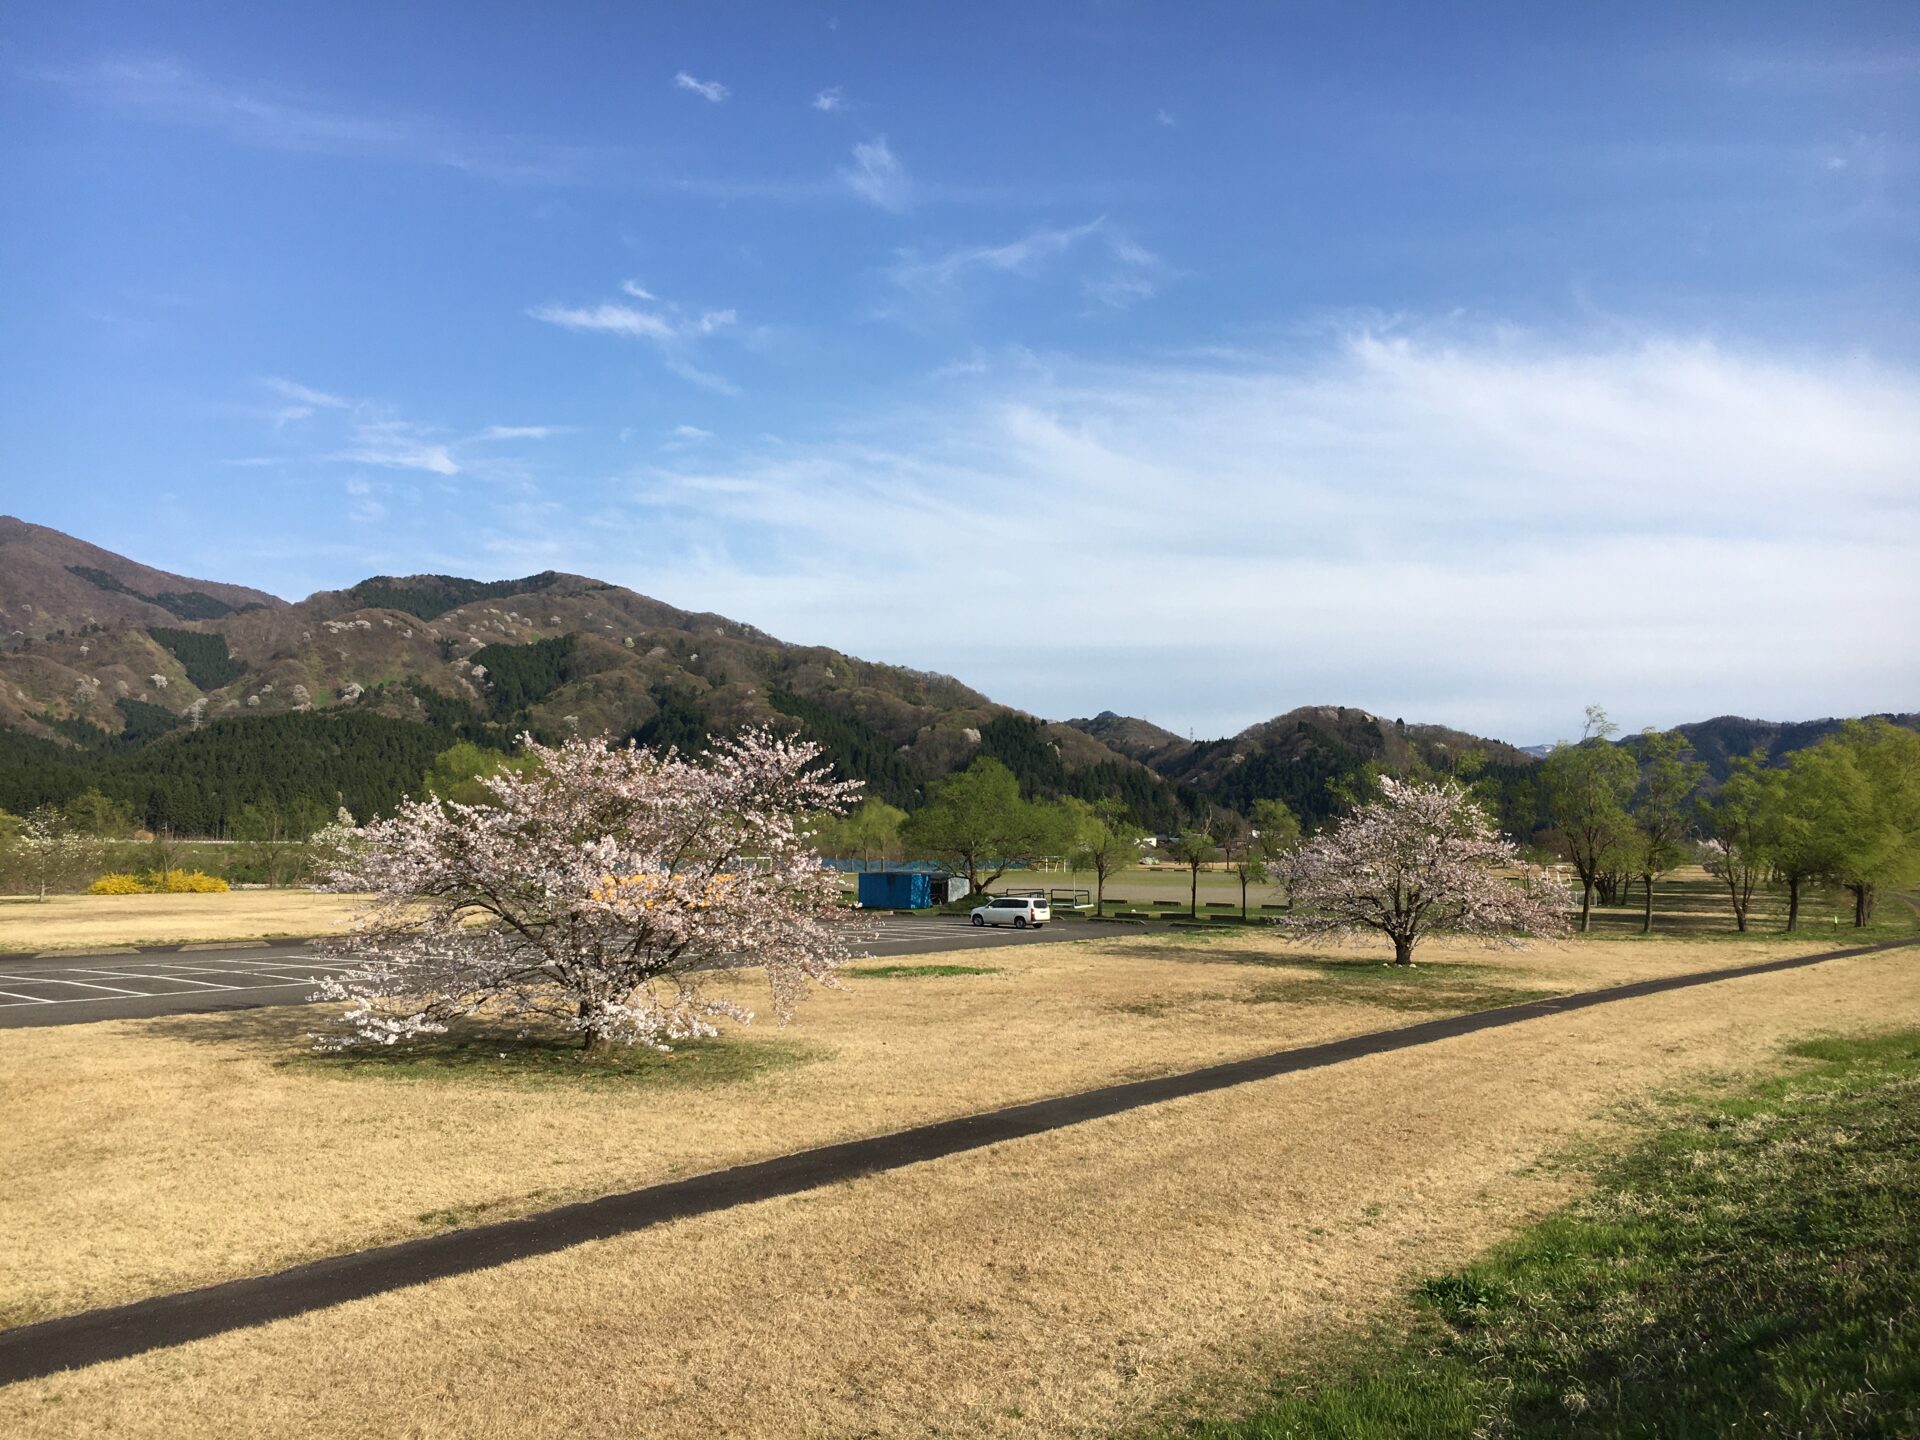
1164,1028,1920,1439
843,963,1003,979
287,1029,822,1091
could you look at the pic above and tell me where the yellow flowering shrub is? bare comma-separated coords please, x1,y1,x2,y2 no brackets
87,870,231,894
88,873,149,895
148,869,230,893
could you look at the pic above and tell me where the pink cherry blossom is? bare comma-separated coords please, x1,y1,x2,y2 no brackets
1282,776,1571,965
314,728,865,1052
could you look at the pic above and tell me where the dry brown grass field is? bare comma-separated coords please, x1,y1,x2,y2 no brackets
0,891,365,953
0,927,1888,1330
1,935,1915,1439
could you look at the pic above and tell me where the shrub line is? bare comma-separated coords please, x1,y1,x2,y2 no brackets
0,934,1913,1388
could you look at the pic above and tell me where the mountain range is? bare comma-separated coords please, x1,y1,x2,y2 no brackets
0,516,1910,835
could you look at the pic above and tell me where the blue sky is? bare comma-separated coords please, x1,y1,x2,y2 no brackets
2,2,1916,742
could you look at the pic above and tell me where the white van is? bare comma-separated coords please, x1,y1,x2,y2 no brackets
969,895,1050,929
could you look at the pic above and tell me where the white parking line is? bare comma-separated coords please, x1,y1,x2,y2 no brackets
59,969,236,990
0,978,319,1008
0,976,149,996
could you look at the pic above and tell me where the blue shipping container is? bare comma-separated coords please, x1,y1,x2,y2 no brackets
857,872,933,909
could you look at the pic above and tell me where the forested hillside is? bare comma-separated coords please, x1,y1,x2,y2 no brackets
2,519,1907,840
1069,705,1541,833
0,521,1183,833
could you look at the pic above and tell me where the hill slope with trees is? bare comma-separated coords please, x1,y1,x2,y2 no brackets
0,521,1181,831
1,519,1909,838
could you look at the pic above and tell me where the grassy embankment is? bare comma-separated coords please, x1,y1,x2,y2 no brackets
3,926,1908,1330
1171,1028,1920,1439
4,936,1918,1438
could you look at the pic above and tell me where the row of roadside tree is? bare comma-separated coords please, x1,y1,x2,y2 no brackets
1541,710,1920,932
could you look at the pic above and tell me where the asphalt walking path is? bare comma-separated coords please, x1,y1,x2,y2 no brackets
1,934,1913,1388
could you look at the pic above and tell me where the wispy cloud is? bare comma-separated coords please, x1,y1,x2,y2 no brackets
264,377,351,409
842,136,912,210
812,86,847,113
885,218,1165,316
575,327,1920,740
337,431,458,476
620,280,656,300
246,379,475,478
43,57,605,184
529,303,679,341
664,358,742,396
663,423,716,449
674,71,730,103
343,478,387,524
529,284,743,392
478,425,555,441
1156,108,1177,127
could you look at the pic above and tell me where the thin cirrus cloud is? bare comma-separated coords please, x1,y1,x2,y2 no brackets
885,218,1165,317
263,376,350,409
41,55,1072,211
335,433,459,476
529,285,742,393
43,57,605,184
578,326,1919,741
673,70,730,103
253,378,463,477
841,136,912,210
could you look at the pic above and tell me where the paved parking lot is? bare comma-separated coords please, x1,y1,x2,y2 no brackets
0,949,353,1027
0,916,1075,1028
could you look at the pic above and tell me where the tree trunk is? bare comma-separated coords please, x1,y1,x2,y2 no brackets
1579,880,1593,933
1641,874,1654,935
1392,935,1414,966
1190,866,1198,919
1786,875,1800,932
1095,870,1105,917
1240,873,1249,921
578,999,612,1057
1851,884,1874,927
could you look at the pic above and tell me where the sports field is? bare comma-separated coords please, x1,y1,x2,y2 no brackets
3,922,1915,1436
0,891,364,954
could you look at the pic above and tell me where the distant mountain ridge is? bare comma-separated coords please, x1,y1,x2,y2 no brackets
0,517,1909,834
1067,704,1540,827
0,517,284,638
1670,713,1920,781
0,519,1178,829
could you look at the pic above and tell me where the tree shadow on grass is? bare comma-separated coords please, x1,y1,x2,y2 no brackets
1237,962,1556,1014
1112,954,1555,1021
135,1006,825,1091
283,1027,826,1090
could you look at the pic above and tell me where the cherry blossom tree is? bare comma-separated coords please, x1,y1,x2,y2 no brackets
1282,777,1571,965
11,807,101,901
316,728,862,1054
